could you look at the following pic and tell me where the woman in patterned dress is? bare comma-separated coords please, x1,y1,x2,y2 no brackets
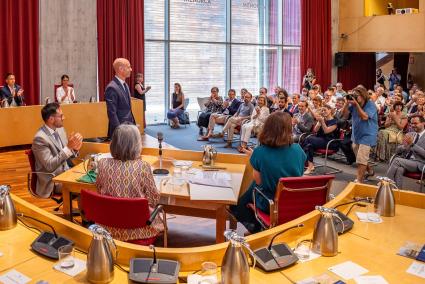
96,124,163,241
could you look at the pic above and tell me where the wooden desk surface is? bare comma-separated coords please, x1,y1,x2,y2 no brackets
54,154,245,204
0,99,144,148
4,187,425,283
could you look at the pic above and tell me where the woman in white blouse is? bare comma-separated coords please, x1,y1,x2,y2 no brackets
56,74,75,104
238,95,270,152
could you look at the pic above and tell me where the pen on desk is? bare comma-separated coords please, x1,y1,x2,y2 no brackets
202,169,220,171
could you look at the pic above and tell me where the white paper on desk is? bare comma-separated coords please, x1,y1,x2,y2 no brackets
189,183,236,201
188,178,232,188
53,258,86,277
328,261,369,280
355,212,383,223
354,275,389,284
0,269,31,284
187,274,218,284
406,261,425,279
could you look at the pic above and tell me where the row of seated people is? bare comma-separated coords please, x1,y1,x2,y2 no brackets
0,73,76,107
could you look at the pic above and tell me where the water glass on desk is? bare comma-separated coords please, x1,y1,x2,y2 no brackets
58,244,75,269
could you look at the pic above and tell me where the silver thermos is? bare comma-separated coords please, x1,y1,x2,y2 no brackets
86,225,117,283
0,185,17,231
221,230,255,284
374,176,396,217
312,206,339,257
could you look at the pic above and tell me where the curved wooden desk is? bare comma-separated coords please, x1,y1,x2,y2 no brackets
0,99,144,148
7,183,425,283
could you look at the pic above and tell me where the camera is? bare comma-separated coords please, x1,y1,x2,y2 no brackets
345,92,357,101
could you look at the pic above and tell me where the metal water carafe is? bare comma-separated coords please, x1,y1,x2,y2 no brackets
202,145,217,166
221,230,255,284
0,185,17,231
312,206,338,257
87,225,117,283
374,176,396,217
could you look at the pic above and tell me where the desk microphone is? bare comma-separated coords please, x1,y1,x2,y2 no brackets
129,244,180,284
17,213,74,259
252,224,303,272
153,132,169,175
332,197,373,234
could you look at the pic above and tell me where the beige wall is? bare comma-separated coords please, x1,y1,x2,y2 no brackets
339,0,425,52
39,0,98,103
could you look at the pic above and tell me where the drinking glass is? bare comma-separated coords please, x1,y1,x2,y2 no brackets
294,240,312,261
58,244,75,269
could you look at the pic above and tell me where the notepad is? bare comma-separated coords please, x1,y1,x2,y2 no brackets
406,261,425,279
353,275,389,284
328,261,369,280
355,212,382,223
0,269,31,284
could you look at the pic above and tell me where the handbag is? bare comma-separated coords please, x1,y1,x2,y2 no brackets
388,130,403,144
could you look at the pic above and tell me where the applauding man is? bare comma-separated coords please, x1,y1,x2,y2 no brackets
0,73,24,107
32,103,83,198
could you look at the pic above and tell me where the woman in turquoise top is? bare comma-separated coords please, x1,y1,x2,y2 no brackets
229,112,306,233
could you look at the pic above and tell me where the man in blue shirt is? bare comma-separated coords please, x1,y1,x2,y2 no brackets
342,85,378,183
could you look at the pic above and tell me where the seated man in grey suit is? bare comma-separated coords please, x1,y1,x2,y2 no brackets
292,100,314,143
387,115,425,189
32,103,83,198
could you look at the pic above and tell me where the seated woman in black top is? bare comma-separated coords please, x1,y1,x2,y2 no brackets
302,104,339,175
166,83,185,129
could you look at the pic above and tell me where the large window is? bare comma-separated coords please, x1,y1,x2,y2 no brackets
145,0,301,124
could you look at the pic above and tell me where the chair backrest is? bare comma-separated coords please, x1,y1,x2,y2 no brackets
54,84,74,102
197,97,209,112
80,189,151,229
274,175,335,225
24,149,38,197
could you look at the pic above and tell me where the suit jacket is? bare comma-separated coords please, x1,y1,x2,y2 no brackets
31,126,72,198
227,99,242,115
0,84,24,106
396,131,425,166
105,77,136,137
293,111,314,135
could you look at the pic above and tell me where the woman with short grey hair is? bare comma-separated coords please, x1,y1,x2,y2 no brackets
96,123,164,242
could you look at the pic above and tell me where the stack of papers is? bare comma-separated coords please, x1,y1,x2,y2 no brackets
0,270,31,284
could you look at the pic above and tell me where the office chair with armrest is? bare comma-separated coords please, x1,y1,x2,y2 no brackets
247,175,334,229
80,189,168,247
389,154,425,193
25,150,63,211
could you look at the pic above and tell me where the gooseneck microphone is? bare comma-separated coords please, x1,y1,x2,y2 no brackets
252,223,304,272
268,223,304,251
153,132,169,175
17,213,74,259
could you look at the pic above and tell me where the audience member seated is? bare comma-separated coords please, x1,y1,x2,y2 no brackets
335,97,356,165
292,100,314,143
166,83,185,129
197,87,223,136
289,93,300,114
274,94,291,114
230,112,306,233
302,104,339,175
96,124,163,241
323,87,336,108
199,89,241,141
376,101,408,162
310,95,323,113
31,103,83,198
0,73,24,107
56,74,76,104
386,115,425,188
373,87,386,112
238,95,269,152
215,92,254,148
407,91,425,118
335,82,346,98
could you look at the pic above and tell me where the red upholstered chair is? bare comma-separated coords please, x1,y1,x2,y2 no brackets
80,189,167,247
25,149,63,211
306,129,345,175
247,175,334,229
403,169,425,193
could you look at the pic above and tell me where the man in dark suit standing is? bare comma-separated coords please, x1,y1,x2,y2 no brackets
0,73,24,107
105,58,136,138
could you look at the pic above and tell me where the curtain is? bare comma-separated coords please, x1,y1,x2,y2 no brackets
337,53,376,91
300,0,332,90
0,0,39,105
97,0,144,101
394,52,410,90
